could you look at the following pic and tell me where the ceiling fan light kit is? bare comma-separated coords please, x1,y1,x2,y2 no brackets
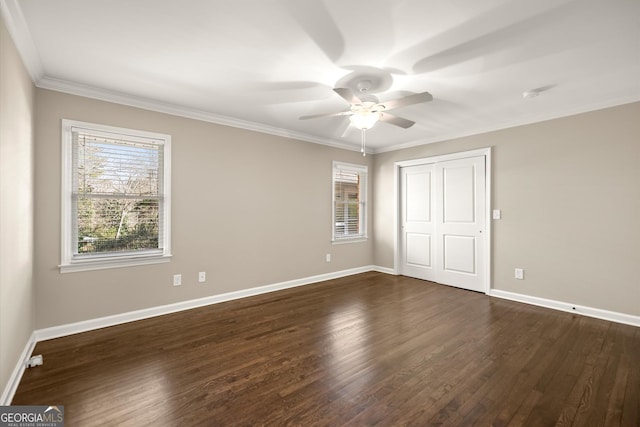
349,109,382,130
300,83,433,155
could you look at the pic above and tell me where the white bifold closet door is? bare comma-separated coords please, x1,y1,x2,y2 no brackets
400,155,486,293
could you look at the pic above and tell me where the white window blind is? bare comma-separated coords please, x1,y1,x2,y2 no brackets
333,162,367,241
61,120,171,272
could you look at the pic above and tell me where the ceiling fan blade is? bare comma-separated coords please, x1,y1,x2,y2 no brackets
334,87,364,105
379,113,416,129
299,111,352,120
380,92,433,110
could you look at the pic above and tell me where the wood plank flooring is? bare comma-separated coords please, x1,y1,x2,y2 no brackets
13,272,639,426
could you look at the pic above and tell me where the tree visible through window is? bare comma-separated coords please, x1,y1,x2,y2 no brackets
75,133,162,254
333,162,367,240
61,120,171,272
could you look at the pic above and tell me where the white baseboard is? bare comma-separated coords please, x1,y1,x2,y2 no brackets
0,332,36,405
489,289,640,327
372,265,396,275
35,266,377,342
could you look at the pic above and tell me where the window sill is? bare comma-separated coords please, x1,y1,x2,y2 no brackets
59,254,172,273
331,237,368,245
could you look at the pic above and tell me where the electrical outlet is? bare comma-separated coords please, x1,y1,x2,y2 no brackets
173,274,182,286
27,354,43,368
326,253,331,262
198,271,206,283
492,209,502,219
515,268,524,280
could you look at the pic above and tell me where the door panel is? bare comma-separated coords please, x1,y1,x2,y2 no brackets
406,233,431,267
443,166,475,223
400,164,436,281
400,155,486,293
406,171,431,222
443,234,476,274
436,157,485,292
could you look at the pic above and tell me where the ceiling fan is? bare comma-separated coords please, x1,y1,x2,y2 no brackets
300,80,433,155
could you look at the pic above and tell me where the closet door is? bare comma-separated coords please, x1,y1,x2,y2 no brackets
399,164,436,281
435,156,486,292
400,155,486,293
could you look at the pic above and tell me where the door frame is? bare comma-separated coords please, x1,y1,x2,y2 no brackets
393,147,492,294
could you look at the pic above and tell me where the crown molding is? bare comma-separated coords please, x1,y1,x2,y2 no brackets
372,94,640,154
36,72,640,157
37,76,366,153
0,0,44,81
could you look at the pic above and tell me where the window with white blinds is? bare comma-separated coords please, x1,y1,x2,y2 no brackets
60,120,171,272
332,161,367,241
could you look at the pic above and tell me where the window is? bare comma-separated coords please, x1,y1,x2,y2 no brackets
60,120,171,272
332,161,367,242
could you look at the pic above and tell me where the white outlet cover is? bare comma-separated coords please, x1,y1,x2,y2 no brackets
27,354,44,367
492,209,501,219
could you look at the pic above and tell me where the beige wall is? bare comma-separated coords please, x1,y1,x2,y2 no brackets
30,93,640,328
0,18,36,398
373,102,640,316
34,89,373,328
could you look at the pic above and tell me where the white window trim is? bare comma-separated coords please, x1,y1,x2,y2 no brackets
332,161,368,243
59,119,172,273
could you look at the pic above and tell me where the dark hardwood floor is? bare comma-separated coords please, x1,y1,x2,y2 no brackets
13,272,639,426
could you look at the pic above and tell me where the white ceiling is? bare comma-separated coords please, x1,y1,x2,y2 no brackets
2,0,639,153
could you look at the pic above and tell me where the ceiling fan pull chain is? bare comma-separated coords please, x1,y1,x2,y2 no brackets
361,129,366,156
